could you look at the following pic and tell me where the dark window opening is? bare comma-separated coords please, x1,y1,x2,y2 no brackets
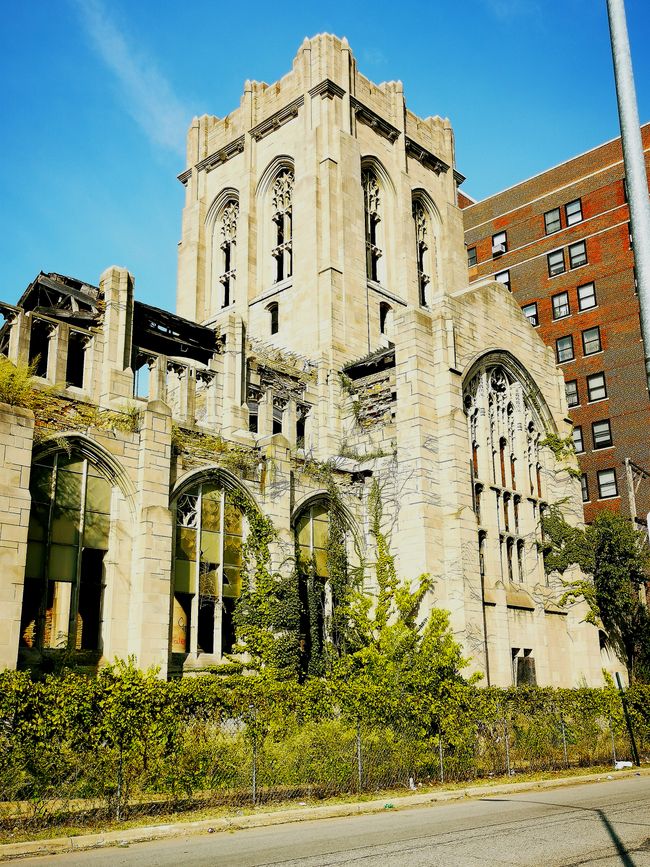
379,302,392,335
66,332,86,388
296,413,306,448
269,303,279,335
29,320,50,378
272,404,283,435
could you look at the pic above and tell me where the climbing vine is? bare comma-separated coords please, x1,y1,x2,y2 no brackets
539,431,582,480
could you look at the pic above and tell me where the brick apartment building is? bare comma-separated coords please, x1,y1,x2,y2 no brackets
461,124,650,524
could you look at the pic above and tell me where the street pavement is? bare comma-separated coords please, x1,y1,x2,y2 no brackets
14,775,650,866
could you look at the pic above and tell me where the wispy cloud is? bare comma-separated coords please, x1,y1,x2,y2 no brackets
482,0,541,20
71,0,187,155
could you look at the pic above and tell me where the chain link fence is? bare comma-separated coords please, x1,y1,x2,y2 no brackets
1,696,647,836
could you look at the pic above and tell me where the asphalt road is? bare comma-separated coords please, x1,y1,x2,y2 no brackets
18,776,650,866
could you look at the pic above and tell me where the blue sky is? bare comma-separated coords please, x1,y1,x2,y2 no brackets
1,0,649,312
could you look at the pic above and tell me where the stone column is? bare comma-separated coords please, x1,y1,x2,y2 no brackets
99,266,135,404
0,402,35,669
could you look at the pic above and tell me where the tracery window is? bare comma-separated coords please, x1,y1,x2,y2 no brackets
21,452,113,653
464,361,550,586
413,200,431,306
218,200,238,308
172,483,244,657
363,168,383,282
271,170,293,282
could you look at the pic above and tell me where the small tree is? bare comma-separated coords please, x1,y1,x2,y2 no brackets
541,507,650,682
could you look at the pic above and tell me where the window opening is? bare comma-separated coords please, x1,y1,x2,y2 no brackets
21,453,111,653
495,270,511,292
597,469,618,499
379,301,392,335
547,249,566,277
271,170,294,283
173,484,243,656
517,540,525,583
413,200,430,305
272,400,284,435
219,201,239,307
565,379,579,408
565,199,583,226
582,326,601,355
572,426,584,453
569,240,587,269
577,282,597,310
66,332,86,388
363,169,382,282
492,231,507,256
268,302,279,335
556,335,574,363
28,319,51,378
467,246,477,267
587,372,607,402
552,292,570,319
522,302,538,326
544,207,561,234
581,474,589,502
592,419,612,449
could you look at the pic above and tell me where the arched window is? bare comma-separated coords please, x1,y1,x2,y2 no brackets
210,199,238,311
362,168,383,283
379,301,392,337
413,200,431,306
294,501,349,677
173,483,244,657
271,170,293,282
268,302,279,335
21,452,113,652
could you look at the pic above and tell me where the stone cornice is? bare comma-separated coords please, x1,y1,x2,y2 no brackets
453,168,466,185
249,96,305,141
195,135,245,174
309,78,345,100
177,168,192,186
350,97,400,143
405,137,449,175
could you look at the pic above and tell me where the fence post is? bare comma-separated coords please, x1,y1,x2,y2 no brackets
249,704,257,806
356,722,362,793
503,717,511,776
560,714,569,768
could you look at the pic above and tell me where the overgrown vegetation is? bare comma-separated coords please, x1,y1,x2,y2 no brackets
171,424,259,477
539,431,582,479
541,506,650,682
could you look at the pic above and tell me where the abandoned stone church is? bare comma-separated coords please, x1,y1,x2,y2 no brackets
0,35,605,686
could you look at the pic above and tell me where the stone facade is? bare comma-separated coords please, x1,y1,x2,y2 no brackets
0,35,604,686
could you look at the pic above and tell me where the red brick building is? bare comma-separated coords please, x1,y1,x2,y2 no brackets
462,125,650,523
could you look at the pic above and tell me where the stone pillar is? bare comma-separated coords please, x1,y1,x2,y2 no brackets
99,266,135,404
0,402,35,669
128,400,173,675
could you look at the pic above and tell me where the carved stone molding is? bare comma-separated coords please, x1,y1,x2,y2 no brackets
405,137,449,175
350,97,400,143
309,78,345,100
250,97,304,142
196,136,245,174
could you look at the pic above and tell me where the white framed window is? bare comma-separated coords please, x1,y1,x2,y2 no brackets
592,419,612,449
548,249,566,277
587,372,607,402
565,199,583,226
556,335,574,363
577,282,597,310
544,207,561,234
495,269,511,292
572,426,584,453
271,170,294,283
582,326,601,356
522,302,538,326
492,230,507,256
569,240,587,269
552,291,570,319
565,379,579,407
581,474,589,502
597,469,618,499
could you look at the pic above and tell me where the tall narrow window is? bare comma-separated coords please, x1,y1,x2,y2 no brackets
29,319,51,378
272,170,293,283
21,453,112,654
499,437,507,487
363,168,382,282
173,484,244,656
379,301,392,336
413,200,430,305
66,331,86,388
268,302,279,335
219,200,238,308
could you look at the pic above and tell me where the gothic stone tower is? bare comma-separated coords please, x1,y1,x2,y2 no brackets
173,34,603,686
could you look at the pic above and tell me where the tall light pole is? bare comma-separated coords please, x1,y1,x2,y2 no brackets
606,0,650,392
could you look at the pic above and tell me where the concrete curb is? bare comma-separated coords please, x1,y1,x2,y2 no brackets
1,768,648,861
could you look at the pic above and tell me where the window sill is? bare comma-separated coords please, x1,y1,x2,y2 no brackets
587,396,609,405
593,444,614,452
597,494,620,501
557,358,576,365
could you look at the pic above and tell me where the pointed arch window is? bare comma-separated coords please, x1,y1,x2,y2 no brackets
271,170,293,282
268,302,279,335
362,168,382,282
218,201,238,308
173,483,244,657
21,452,113,653
379,301,392,336
413,200,431,306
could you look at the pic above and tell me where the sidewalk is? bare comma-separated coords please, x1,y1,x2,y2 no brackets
1,768,647,861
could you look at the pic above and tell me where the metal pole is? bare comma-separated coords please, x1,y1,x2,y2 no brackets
615,671,641,766
606,0,650,392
